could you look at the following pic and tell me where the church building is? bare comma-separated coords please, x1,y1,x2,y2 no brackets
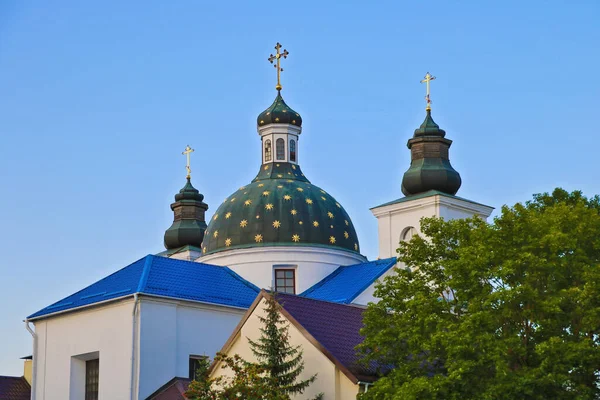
24,44,493,400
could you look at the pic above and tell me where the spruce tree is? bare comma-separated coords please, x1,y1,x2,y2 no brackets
247,293,318,398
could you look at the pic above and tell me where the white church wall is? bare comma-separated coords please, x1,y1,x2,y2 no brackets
371,194,493,259
201,246,367,294
137,297,246,399
31,298,134,400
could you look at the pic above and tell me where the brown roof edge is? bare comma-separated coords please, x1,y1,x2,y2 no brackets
208,290,268,374
273,295,361,385
208,290,360,385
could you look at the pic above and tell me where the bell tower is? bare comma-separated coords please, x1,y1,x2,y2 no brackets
371,73,493,259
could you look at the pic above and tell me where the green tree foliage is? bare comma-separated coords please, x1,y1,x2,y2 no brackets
359,189,600,400
247,293,319,398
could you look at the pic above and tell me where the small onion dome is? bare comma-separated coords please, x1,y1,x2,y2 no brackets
203,162,360,256
413,110,446,137
257,91,302,127
401,110,461,196
175,178,204,202
164,178,208,250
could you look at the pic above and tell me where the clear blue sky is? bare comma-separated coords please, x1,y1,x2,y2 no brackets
1,0,598,375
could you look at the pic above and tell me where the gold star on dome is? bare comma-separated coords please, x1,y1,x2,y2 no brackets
282,109,287,113
283,194,291,201
344,231,349,239
287,179,293,183
258,183,265,187
321,196,327,201
230,198,236,202
225,212,232,219
273,220,281,228
292,234,300,242
329,236,336,244
265,203,274,210
260,120,264,124
297,187,304,192
354,243,358,251
255,234,263,243
336,203,341,208
275,117,280,122
277,185,283,189
320,190,326,194
239,186,246,190
276,164,280,167
256,215,260,219
345,220,349,226
213,214,219,221
330,225,334,228
313,221,319,227
240,220,248,228
306,198,313,205
263,191,270,196
291,209,297,215
277,174,283,178
213,230,219,238
299,221,303,225
327,212,334,219
266,112,270,115
263,165,270,170
291,165,296,170
225,238,232,247
244,200,252,206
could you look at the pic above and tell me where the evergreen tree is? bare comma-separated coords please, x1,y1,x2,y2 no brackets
247,293,319,398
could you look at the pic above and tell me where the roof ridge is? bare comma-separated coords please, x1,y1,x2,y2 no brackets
28,255,149,318
299,265,345,297
136,254,154,292
279,292,367,310
222,266,261,292
345,258,396,304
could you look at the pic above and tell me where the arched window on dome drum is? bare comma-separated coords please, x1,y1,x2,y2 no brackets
264,139,272,162
276,138,285,161
289,139,296,162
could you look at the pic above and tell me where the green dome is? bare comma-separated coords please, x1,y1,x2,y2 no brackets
257,92,302,127
203,162,359,255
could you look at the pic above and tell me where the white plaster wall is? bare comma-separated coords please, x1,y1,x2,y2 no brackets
372,195,493,259
211,298,359,400
137,298,246,399
352,267,397,306
200,246,367,293
32,299,134,400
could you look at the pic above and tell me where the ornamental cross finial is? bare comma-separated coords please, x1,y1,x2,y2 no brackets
420,72,436,111
182,145,194,180
268,42,289,91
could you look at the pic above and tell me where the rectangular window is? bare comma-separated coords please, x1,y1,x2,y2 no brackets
189,355,208,380
274,269,296,294
85,359,99,400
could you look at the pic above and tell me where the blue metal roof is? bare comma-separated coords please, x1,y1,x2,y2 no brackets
28,255,260,319
300,257,397,304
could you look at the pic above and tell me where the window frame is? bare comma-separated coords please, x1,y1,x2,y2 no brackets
189,355,208,380
264,139,272,162
85,358,99,400
274,268,296,294
276,138,285,161
289,139,296,162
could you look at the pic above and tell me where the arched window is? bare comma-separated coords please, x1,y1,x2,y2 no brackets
289,139,296,162
401,226,417,242
276,138,285,160
264,140,272,162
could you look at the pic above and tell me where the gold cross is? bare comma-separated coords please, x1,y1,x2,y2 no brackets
420,72,436,111
268,42,289,91
182,145,194,179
